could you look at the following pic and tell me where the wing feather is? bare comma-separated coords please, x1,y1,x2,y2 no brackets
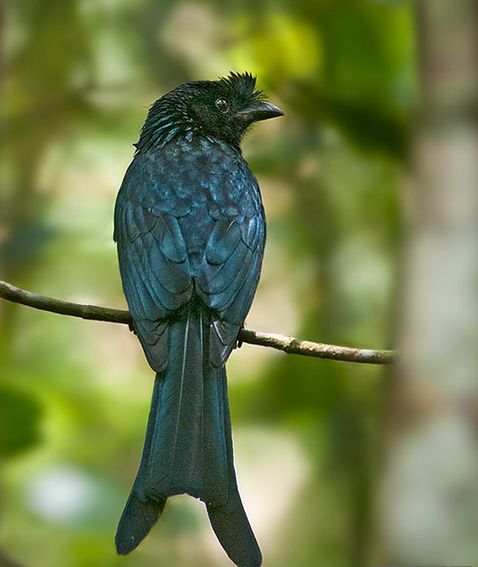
116,199,193,372
115,163,265,373
198,215,265,366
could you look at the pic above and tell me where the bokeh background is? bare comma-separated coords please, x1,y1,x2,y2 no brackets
4,1,475,566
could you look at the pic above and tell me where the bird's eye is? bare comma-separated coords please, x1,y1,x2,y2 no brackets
215,98,229,113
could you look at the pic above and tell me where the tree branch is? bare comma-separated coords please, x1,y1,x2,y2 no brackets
0,280,395,365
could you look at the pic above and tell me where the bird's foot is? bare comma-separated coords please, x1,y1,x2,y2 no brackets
236,325,246,349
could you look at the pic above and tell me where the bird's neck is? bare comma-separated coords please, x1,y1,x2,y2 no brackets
134,100,243,155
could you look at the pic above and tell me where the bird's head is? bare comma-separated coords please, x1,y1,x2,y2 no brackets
136,72,283,152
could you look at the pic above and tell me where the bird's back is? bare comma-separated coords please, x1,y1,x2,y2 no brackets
114,71,281,567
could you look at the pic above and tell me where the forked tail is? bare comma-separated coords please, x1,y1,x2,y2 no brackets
115,310,261,567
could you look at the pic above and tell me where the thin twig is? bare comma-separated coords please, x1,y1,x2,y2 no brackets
0,280,395,365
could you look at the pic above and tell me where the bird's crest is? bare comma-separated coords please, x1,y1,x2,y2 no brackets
218,72,262,100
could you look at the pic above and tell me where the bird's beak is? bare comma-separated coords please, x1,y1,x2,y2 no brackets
237,101,284,123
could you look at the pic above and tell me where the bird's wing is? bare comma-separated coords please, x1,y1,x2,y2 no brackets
115,149,265,371
196,213,265,367
115,198,193,372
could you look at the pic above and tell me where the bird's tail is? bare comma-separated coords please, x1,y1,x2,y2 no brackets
115,310,261,567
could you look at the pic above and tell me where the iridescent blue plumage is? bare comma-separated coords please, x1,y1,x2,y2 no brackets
114,72,282,567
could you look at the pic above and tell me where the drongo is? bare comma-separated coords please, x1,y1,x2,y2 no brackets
114,72,283,567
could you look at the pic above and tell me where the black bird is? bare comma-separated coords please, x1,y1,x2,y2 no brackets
113,72,283,567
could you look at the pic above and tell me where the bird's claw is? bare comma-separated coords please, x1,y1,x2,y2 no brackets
236,325,246,349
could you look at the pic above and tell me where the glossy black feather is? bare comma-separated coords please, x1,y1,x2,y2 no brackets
207,369,262,567
114,72,281,567
116,375,166,555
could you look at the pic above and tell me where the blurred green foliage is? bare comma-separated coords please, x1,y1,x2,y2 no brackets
0,385,42,458
0,1,416,566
